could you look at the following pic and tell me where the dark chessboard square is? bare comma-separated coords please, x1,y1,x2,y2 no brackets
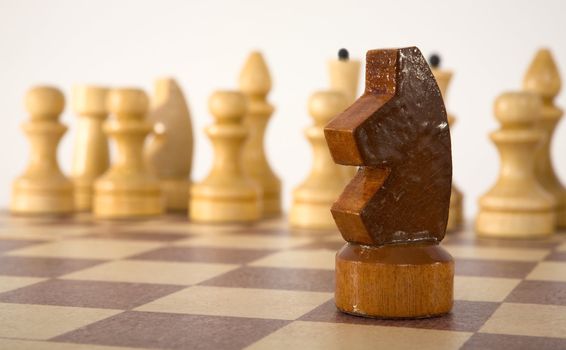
505,280,566,306
200,266,335,292
0,279,184,309
462,333,566,350
0,239,48,253
130,246,275,264
544,251,566,261
0,256,104,277
444,234,561,249
53,311,289,350
299,300,499,332
231,228,291,236
456,259,537,278
82,231,189,242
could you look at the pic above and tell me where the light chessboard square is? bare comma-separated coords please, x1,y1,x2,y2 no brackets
480,303,566,338
0,338,141,350
526,262,566,282
0,275,45,293
248,249,335,270
6,239,165,260
61,260,239,285
0,302,119,340
246,320,472,350
454,276,521,302
136,285,333,320
175,234,314,250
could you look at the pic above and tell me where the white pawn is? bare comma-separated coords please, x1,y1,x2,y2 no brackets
11,86,74,215
476,91,555,238
190,91,261,223
290,90,348,230
93,88,163,219
71,85,110,211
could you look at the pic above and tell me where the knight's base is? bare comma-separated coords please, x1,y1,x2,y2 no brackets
335,242,454,319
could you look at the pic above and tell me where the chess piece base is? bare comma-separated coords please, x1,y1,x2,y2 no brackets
289,201,336,230
93,185,163,219
11,180,74,215
262,193,282,218
73,181,93,212
446,187,463,232
189,197,260,223
335,242,454,319
162,179,190,212
558,205,566,229
476,210,555,238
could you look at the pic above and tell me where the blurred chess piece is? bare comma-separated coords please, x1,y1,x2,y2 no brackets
476,91,555,238
144,78,194,212
71,85,110,211
290,90,348,230
328,48,361,180
523,49,566,229
190,91,261,223
239,52,281,217
11,86,74,215
94,88,163,219
430,54,463,231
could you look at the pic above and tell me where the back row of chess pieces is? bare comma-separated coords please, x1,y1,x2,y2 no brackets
10,48,564,239
10,50,355,224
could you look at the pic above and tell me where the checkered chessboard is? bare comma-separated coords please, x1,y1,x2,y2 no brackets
0,212,564,350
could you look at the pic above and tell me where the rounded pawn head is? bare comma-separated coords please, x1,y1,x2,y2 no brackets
107,88,149,119
25,86,65,121
72,85,109,117
239,51,272,97
209,91,247,123
308,90,347,125
523,49,561,100
495,91,542,127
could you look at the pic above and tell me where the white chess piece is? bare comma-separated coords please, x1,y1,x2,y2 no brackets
11,86,74,215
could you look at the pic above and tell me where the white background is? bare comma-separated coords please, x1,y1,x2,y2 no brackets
1,0,565,218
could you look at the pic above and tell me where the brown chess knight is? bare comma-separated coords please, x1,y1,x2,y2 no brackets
325,47,454,319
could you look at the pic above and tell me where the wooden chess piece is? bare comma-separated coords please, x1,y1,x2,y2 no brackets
71,85,110,211
93,88,163,219
11,86,74,215
328,48,360,105
190,91,261,223
239,52,282,218
328,48,361,180
144,78,194,212
430,54,463,231
523,49,566,229
476,91,555,238
290,90,348,230
325,47,454,318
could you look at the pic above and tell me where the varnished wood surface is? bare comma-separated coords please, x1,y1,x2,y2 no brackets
324,47,454,318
